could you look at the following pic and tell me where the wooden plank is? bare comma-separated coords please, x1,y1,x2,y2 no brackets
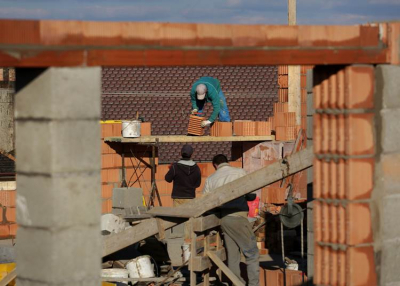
103,147,313,256
149,146,313,218
101,277,186,282
191,214,221,232
0,269,16,286
207,251,245,286
103,218,175,257
189,248,226,272
105,135,275,143
148,207,195,218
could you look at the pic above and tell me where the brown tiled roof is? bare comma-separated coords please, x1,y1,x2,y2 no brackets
0,154,14,174
102,66,278,162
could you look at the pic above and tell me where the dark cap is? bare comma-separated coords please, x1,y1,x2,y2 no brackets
181,144,194,158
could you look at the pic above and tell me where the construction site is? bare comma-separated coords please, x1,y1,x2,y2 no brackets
0,3,399,286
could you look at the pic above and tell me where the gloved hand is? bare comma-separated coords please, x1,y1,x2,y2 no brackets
191,109,198,115
201,120,212,128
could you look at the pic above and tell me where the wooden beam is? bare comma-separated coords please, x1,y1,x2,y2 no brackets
207,251,245,286
148,146,313,218
105,135,274,143
191,214,221,232
288,0,301,125
0,269,16,286
103,146,313,256
189,248,226,272
0,20,394,66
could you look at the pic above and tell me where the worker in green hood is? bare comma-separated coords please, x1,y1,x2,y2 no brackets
190,77,231,127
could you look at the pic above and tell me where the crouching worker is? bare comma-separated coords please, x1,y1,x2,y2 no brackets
203,154,259,286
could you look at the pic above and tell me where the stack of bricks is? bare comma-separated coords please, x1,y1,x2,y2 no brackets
233,120,271,136
0,181,17,238
210,122,233,137
187,115,205,136
273,65,313,141
313,65,377,285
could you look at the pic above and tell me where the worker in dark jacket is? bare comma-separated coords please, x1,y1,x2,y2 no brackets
190,76,231,127
203,154,259,286
165,144,201,207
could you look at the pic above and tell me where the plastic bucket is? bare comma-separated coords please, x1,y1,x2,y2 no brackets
102,268,129,285
182,243,191,263
122,120,141,138
126,255,155,278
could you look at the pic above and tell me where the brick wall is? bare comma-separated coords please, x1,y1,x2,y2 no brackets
313,65,377,285
0,181,17,238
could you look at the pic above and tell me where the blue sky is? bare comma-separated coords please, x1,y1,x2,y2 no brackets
0,0,399,25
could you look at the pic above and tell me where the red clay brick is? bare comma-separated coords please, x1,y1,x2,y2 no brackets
329,204,338,243
328,72,338,108
314,244,322,285
338,250,346,286
344,65,374,109
274,102,289,113
314,159,322,198
278,65,288,75
102,199,112,214
278,88,288,102
345,158,374,200
329,115,337,154
9,223,17,236
337,115,345,155
322,246,330,285
346,203,373,245
301,74,307,88
346,246,377,286
210,122,233,137
255,122,271,136
275,113,285,127
160,195,173,207
337,159,346,199
101,184,113,199
321,202,329,242
321,71,329,109
345,114,374,155
314,114,322,154
278,74,288,88
329,161,338,198
101,123,113,139
337,69,345,109
187,115,205,136
314,200,321,242
0,191,16,207
284,112,296,127
337,205,346,244
330,248,338,286
313,73,322,109
321,114,329,153
275,126,286,141
301,88,307,103
141,122,152,136
5,207,16,223
321,160,330,198
0,224,10,238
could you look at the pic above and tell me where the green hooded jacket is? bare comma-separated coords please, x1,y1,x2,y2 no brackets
190,77,222,123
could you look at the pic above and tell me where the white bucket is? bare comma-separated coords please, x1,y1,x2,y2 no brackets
182,243,191,263
102,268,129,285
122,120,141,138
126,255,155,278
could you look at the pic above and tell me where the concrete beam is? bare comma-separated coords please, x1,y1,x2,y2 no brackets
0,20,395,66
15,67,101,285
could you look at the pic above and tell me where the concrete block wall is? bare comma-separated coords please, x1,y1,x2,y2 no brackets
15,68,101,285
373,65,400,285
313,65,377,285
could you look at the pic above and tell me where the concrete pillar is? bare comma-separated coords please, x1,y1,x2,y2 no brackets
0,70,15,154
373,65,400,286
305,68,314,283
15,68,101,285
